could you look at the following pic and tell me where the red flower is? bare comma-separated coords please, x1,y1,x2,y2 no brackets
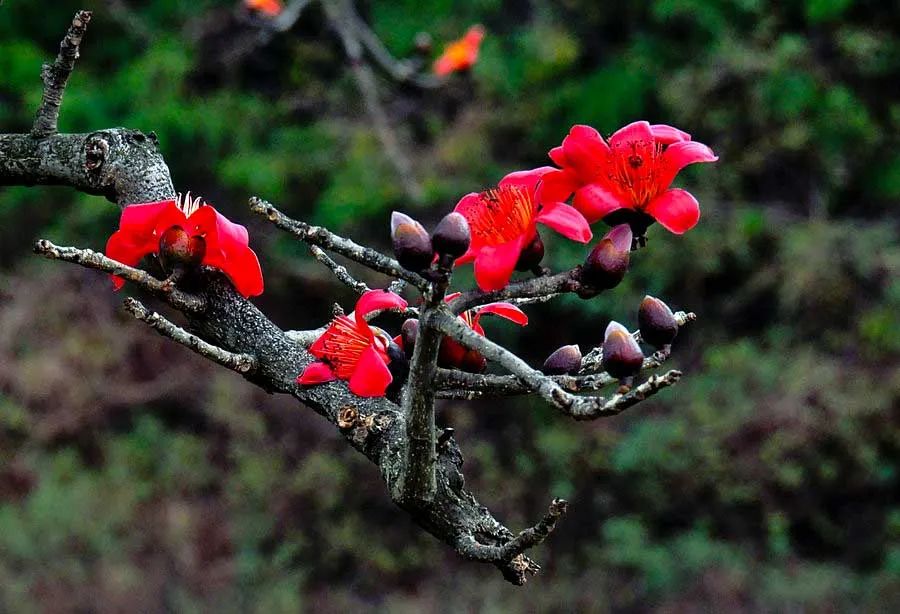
438,293,528,371
433,25,485,76
454,168,593,291
244,0,283,17
298,290,408,397
105,194,264,298
541,121,718,234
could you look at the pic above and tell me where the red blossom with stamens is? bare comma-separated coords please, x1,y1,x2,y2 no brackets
433,25,485,76
244,0,283,17
104,194,264,298
298,290,408,397
540,121,718,234
454,168,592,291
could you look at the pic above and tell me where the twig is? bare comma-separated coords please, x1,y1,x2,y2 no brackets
579,311,697,374
249,197,430,290
33,239,205,313
123,298,257,374
324,0,424,203
458,498,568,564
447,269,583,314
32,10,92,138
308,244,370,294
432,308,681,420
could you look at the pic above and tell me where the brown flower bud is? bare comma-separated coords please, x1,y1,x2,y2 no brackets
432,212,471,260
601,321,644,379
581,225,631,289
638,295,678,349
400,318,419,360
542,344,582,375
158,225,206,272
515,232,545,271
391,211,433,272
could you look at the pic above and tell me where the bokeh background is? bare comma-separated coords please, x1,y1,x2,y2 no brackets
1,0,899,611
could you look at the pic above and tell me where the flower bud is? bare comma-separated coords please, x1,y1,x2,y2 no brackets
515,232,545,271
431,212,471,260
400,318,419,360
391,211,433,272
158,225,206,272
459,349,487,373
601,321,644,379
638,295,678,349
542,344,582,375
580,225,631,289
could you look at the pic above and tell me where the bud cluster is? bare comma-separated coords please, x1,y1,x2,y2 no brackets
390,211,471,274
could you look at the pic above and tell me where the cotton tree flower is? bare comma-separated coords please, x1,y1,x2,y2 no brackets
433,25,485,76
104,193,264,298
541,121,718,235
454,167,592,291
298,290,408,397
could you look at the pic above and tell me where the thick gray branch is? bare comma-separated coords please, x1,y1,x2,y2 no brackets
32,10,92,137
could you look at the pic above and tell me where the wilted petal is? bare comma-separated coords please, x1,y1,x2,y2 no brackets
645,189,701,234
536,201,592,243
349,344,393,397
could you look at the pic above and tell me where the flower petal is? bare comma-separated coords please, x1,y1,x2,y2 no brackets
560,124,609,181
536,202,592,243
572,183,628,224
650,124,691,144
473,239,522,292
353,289,408,325
297,361,338,385
219,245,265,298
104,231,155,290
472,302,529,329
608,120,653,149
548,145,568,167
119,200,173,235
498,166,557,193
645,189,701,234
348,344,393,397
658,140,718,190
537,168,579,204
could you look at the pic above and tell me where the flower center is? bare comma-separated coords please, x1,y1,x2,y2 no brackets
469,185,536,245
320,316,375,379
606,139,665,208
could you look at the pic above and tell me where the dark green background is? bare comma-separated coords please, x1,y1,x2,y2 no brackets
1,0,898,611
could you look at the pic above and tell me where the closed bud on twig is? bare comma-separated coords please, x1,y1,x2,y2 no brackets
638,295,678,349
515,232,545,271
400,318,419,360
581,225,631,289
542,344,582,375
431,212,471,260
158,225,206,272
391,211,433,272
601,321,644,381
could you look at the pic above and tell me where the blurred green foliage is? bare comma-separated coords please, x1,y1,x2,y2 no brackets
0,0,898,610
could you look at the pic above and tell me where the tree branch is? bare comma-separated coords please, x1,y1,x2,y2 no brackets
33,239,206,313
307,244,370,294
32,10,92,137
123,297,257,374
249,197,430,290
458,498,568,564
447,268,584,314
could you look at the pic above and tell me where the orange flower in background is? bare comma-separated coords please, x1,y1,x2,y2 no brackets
244,0,284,17
433,25,485,76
